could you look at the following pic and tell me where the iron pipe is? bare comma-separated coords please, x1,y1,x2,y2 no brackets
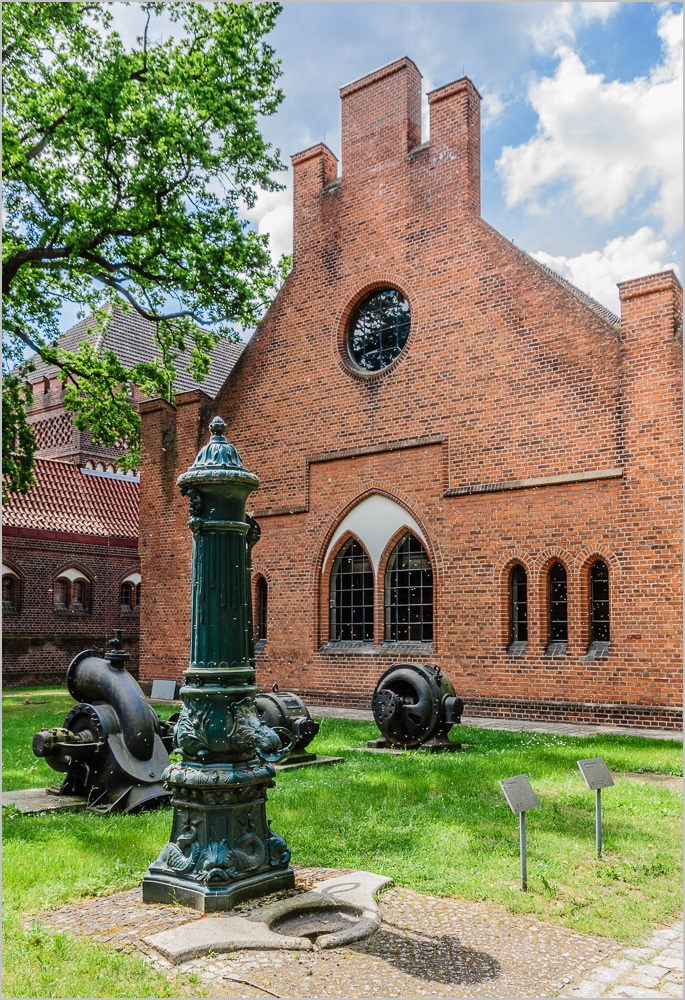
66,649,155,760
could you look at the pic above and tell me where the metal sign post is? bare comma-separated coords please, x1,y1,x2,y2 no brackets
499,775,539,891
577,758,614,858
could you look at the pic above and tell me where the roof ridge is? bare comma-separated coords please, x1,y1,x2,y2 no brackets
481,220,621,329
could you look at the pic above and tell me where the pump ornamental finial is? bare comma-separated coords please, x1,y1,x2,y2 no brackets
209,416,227,438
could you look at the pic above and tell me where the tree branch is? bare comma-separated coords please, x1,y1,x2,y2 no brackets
90,271,199,323
23,112,70,162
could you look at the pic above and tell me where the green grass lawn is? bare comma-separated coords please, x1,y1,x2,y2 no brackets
3,689,682,998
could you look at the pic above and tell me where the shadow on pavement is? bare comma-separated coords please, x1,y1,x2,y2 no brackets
354,923,501,985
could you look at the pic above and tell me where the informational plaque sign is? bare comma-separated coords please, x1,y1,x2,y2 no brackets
499,775,539,814
151,679,177,702
577,758,614,791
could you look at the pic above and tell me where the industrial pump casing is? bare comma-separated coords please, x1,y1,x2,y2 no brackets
370,663,463,750
255,684,320,764
32,639,173,813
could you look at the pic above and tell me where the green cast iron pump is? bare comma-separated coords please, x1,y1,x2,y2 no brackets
143,417,294,911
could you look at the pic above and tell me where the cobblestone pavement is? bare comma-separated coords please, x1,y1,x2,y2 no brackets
26,868,680,999
558,919,683,999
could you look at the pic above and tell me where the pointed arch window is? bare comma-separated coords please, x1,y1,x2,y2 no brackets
509,565,528,644
590,560,610,642
54,569,91,613
2,568,20,613
256,577,268,642
329,539,374,642
548,562,568,642
120,573,141,612
384,533,433,643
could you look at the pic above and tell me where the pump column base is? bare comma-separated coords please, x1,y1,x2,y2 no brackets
142,866,295,913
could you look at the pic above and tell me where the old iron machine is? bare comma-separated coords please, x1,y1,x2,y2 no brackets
143,417,294,911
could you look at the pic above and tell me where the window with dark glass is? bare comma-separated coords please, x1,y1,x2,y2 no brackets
54,578,69,610
347,289,410,372
55,574,89,612
3,575,18,612
121,579,140,612
510,565,528,643
384,534,433,643
329,539,374,642
121,582,134,611
590,560,610,641
256,577,268,641
549,562,568,642
72,579,86,610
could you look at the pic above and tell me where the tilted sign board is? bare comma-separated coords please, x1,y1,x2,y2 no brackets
577,757,613,858
577,758,614,791
499,774,540,814
498,774,539,891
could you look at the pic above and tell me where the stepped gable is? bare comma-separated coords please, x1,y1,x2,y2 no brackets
3,458,138,538
26,307,244,399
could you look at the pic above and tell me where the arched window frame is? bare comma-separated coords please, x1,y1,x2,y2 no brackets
546,561,568,654
509,564,528,652
54,568,91,614
120,572,141,613
255,575,268,643
383,532,434,644
589,559,610,650
328,537,374,643
2,566,21,614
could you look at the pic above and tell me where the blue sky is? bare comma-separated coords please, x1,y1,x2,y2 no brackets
244,1,682,317
100,2,684,323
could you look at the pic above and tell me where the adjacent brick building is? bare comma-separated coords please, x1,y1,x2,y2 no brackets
2,308,243,685
3,459,141,685
138,59,682,729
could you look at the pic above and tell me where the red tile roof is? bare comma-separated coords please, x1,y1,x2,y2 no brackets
3,459,138,538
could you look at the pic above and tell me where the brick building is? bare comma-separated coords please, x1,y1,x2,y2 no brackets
2,308,243,685
138,59,682,729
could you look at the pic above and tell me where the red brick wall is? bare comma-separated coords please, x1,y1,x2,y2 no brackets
138,391,212,686
139,62,682,729
2,532,140,686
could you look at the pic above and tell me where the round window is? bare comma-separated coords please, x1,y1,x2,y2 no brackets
347,289,410,372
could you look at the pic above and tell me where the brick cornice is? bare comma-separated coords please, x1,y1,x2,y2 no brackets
2,525,137,547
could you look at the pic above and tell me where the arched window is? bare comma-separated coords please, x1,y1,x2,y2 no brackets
121,582,134,610
54,569,90,613
384,533,433,643
329,539,374,642
590,560,610,642
548,562,568,642
2,567,20,613
256,577,268,642
510,565,528,643
120,572,141,612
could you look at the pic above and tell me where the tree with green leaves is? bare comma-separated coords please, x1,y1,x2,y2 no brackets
3,1,286,496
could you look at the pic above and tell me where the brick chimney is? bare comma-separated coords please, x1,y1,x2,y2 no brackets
290,60,483,263
428,77,481,216
291,143,339,262
339,57,422,178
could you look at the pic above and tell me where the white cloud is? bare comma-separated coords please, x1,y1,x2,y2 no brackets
481,89,506,127
530,2,620,55
242,173,293,262
532,226,681,314
497,8,683,235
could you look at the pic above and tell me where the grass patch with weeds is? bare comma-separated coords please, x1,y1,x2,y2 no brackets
2,692,682,996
